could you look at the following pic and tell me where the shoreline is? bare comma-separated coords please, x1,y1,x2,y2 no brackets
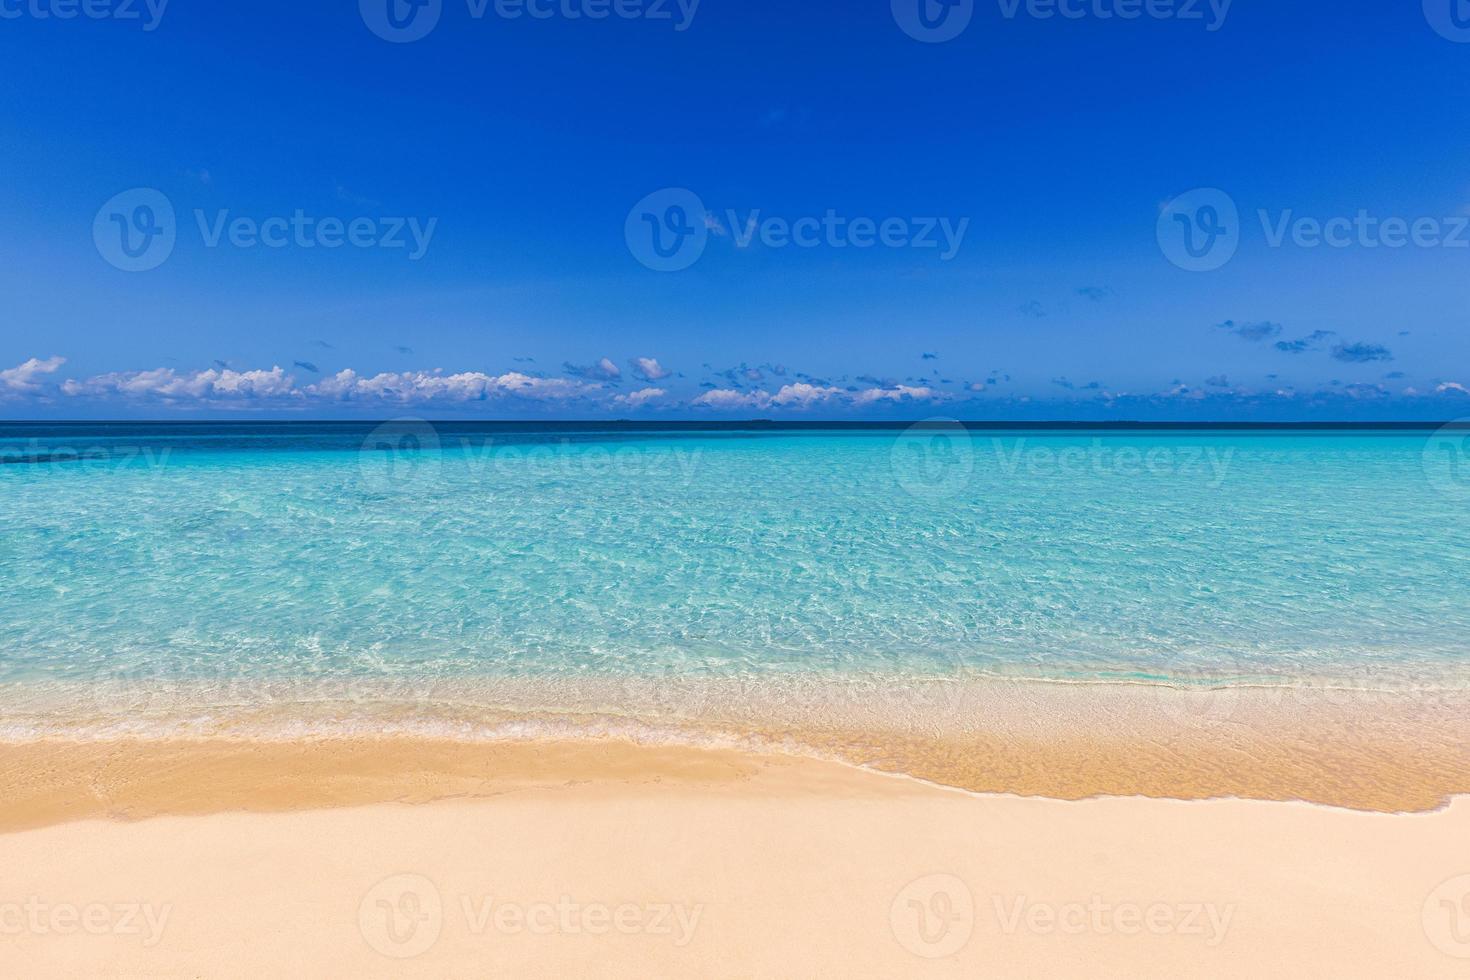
1,675,1467,819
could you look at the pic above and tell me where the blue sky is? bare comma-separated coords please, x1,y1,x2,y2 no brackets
2,0,1469,419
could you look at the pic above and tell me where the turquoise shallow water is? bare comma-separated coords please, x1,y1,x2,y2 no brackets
2,423,1468,716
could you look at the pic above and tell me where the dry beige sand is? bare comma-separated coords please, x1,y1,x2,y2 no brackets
1,739,1469,978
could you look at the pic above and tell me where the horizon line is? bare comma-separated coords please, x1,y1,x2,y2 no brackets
2,419,1468,431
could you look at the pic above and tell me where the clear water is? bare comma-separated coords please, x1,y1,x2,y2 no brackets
2,423,1468,709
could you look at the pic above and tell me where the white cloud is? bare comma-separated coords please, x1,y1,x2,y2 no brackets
695,383,940,411
1162,383,1206,400
770,383,844,407
693,388,770,410
630,356,671,382
0,356,66,394
1436,381,1470,396
63,366,297,401
848,384,942,406
614,387,666,408
308,370,597,403
57,366,600,405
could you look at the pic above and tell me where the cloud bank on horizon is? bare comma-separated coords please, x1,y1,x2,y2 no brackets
5,351,1468,421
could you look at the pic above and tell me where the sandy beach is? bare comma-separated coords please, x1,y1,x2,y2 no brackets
0,738,1467,978
2,681,1468,975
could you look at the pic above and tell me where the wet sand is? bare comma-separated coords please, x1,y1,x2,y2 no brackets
2,677,1467,816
